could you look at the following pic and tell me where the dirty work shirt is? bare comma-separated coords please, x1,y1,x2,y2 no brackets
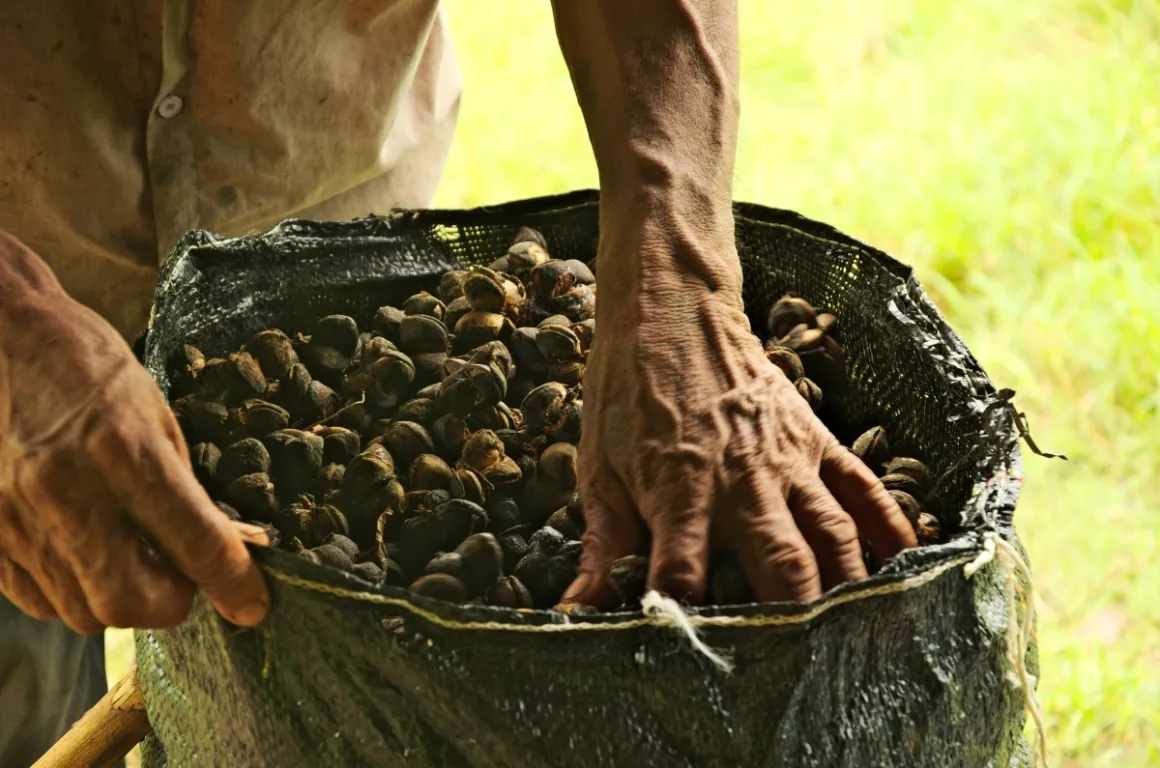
0,0,461,764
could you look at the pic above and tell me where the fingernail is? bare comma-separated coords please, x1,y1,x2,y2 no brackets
231,599,269,627
560,572,592,604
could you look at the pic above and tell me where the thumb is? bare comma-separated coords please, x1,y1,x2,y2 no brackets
95,425,271,627
557,473,640,609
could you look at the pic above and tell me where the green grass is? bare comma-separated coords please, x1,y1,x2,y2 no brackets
108,0,1160,765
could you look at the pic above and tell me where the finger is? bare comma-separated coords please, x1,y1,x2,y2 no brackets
158,399,192,465
820,443,917,562
21,545,105,634
69,522,196,630
18,450,198,629
0,552,58,621
92,423,270,627
233,521,275,548
558,472,641,609
728,467,823,603
641,447,716,605
787,481,866,590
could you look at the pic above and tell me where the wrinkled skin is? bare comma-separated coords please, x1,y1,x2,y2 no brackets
0,231,270,633
563,239,916,607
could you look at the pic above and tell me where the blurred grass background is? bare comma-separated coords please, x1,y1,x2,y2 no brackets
107,0,1160,765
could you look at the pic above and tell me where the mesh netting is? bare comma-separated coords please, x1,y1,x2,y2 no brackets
134,190,1034,767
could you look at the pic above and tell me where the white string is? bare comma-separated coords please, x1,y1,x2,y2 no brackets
963,534,996,578
640,590,735,674
964,532,1050,768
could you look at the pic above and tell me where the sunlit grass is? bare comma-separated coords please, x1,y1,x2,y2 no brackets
108,1,1160,764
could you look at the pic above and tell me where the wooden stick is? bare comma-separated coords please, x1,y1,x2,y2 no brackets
32,666,151,768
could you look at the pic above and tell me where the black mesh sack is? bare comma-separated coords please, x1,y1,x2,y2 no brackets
134,190,1040,768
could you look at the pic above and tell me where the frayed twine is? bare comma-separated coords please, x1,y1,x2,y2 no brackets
640,590,735,674
964,531,1049,768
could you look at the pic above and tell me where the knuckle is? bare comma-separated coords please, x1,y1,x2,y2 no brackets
180,530,248,591
764,542,817,587
812,510,859,550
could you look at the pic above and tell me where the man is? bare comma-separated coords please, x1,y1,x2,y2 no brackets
0,1,915,764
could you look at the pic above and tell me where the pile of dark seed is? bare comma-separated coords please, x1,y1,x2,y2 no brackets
169,227,942,612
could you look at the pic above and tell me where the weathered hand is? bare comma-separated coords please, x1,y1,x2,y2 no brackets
561,241,916,608
0,231,270,633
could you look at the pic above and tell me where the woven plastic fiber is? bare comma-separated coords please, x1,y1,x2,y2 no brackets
135,190,1036,768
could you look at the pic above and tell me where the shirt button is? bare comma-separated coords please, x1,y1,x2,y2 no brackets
157,95,184,118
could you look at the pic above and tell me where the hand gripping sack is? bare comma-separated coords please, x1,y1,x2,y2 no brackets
134,190,1041,768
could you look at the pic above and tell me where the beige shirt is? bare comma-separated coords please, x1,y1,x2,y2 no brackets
0,0,461,340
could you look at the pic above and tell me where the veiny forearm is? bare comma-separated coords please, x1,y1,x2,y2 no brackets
551,0,741,308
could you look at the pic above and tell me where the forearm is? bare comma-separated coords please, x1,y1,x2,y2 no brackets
551,0,741,305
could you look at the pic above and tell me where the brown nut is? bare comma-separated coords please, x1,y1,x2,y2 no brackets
888,490,923,527
540,507,578,546
884,457,931,492
297,343,349,391
766,295,817,339
794,377,823,412
393,397,440,430
370,305,405,344
224,473,280,523
228,352,269,399
519,382,569,434
217,438,271,486
457,467,487,505
535,325,582,363
570,319,596,353
236,399,291,438
764,345,805,381
443,296,472,332
409,454,464,496
431,413,470,463
403,291,446,321
167,344,206,397
881,472,923,498
915,512,942,546
453,311,513,354
436,362,506,417
815,312,837,335
453,533,505,597
467,340,515,382
608,555,649,608
399,314,451,356
852,426,891,474
409,573,469,604
311,315,360,358
458,429,506,474
412,351,450,389
315,426,361,466
490,575,534,609
381,421,436,473
190,442,221,492
311,543,355,572
780,323,826,352
505,242,550,282
546,283,596,323
463,267,520,315
512,226,548,250
538,443,579,492
177,398,233,446
244,330,298,382
437,270,470,303
709,550,754,606
352,562,385,584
